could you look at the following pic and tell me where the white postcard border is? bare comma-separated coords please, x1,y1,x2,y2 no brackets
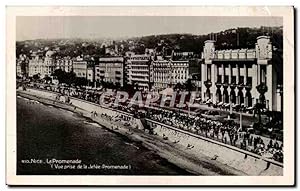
6,6,295,186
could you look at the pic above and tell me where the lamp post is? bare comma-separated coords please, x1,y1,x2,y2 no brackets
239,111,242,131
230,94,233,115
277,84,283,112
256,83,268,126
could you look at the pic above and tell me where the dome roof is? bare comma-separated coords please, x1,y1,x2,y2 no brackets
45,50,55,57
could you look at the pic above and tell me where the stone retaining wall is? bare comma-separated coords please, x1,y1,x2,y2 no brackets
146,119,283,176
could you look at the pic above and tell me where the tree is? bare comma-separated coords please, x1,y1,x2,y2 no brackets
122,82,135,95
106,81,114,89
174,83,184,91
51,69,77,86
52,69,67,81
183,79,195,94
100,80,108,88
44,75,52,83
32,74,40,81
74,77,88,87
64,72,77,86
149,82,154,91
115,82,121,90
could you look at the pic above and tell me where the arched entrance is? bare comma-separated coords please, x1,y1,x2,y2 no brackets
223,89,229,103
230,89,236,104
238,90,244,105
216,88,222,102
205,88,211,100
246,91,252,107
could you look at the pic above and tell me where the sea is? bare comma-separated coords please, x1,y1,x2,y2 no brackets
16,96,192,175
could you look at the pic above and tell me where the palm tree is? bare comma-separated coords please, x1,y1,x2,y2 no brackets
174,82,183,91
184,79,195,94
115,82,121,90
44,75,52,83
32,74,40,81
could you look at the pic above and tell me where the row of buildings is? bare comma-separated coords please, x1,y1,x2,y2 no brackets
17,36,283,112
18,50,193,91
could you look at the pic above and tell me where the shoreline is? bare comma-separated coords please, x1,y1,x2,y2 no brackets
17,90,246,175
17,96,192,175
81,116,194,175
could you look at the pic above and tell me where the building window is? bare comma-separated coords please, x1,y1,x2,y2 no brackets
231,76,236,84
207,65,211,81
247,77,252,86
261,65,267,84
217,75,222,83
224,75,229,84
239,76,244,84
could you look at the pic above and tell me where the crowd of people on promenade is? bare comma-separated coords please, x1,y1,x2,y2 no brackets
146,109,283,162
203,99,256,114
27,83,283,163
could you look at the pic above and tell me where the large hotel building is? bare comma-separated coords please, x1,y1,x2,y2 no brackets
201,36,283,112
151,57,189,90
126,54,151,91
95,57,124,86
28,51,56,78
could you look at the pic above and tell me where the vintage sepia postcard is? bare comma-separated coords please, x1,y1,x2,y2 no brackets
6,6,295,186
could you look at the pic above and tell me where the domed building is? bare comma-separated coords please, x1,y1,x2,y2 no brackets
28,50,56,79
44,50,56,76
45,50,56,58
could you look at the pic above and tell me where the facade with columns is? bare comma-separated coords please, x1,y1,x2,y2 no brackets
151,59,189,90
201,36,282,112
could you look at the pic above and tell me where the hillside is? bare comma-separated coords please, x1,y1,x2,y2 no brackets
16,26,283,58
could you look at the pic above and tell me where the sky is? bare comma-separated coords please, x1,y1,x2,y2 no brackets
16,16,283,41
